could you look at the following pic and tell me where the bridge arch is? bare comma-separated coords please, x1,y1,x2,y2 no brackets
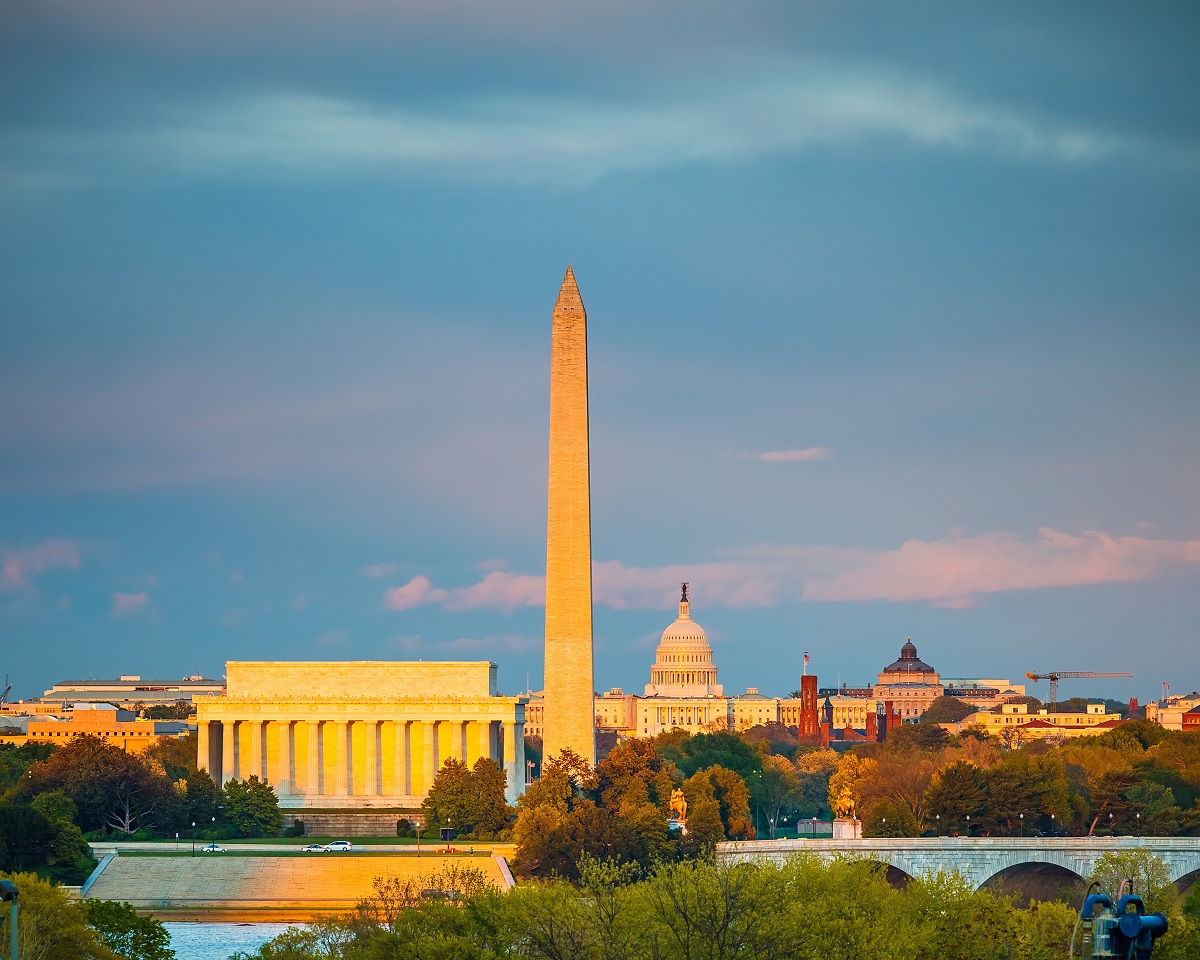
844,857,916,890
1175,867,1199,896
980,862,1086,904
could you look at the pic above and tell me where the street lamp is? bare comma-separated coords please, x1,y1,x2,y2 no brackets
1050,813,1056,837
191,821,196,857
965,814,971,837
1109,812,1114,835
1136,812,1141,837
1019,813,1024,837
1,879,18,960
935,814,940,837
769,816,775,839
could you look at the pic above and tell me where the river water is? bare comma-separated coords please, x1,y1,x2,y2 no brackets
163,922,297,959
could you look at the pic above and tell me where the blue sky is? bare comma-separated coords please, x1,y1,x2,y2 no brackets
1,1,1197,704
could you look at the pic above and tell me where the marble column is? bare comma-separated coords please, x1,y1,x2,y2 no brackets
274,721,292,795
393,720,410,797
222,721,236,784
364,721,379,796
306,721,320,796
247,721,264,781
475,720,492,766
514,721,526,795
458,721,469,764
197,721,210,773
503,721,518,802
422,720,437,795
334,721,349,796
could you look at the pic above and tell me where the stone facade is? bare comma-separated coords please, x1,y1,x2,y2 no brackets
195,660,526,807
1146,692,1200,730
542,265,596,767
0,705,187,753
871,638,944,719
950,701,1125,743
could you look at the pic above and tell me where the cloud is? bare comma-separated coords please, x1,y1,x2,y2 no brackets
315,628,348,646
796,528,1200,608
1,540,82,591
362,562,398,578
3,62,1177,192
387,528,1200,612
758,447,833,463
384,570,545,614
111,591,150,617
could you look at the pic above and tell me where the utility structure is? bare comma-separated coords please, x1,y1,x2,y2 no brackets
1,878,17,960
1025,671,1133,712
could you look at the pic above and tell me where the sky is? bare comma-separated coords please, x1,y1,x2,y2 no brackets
1,1,1198,705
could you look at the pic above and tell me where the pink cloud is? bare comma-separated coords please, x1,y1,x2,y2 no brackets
1,539,82,592
384,571,543,614
384,528,1200,613
384,575,444,610
111,591,150,617
758,447,833,463
799,528,1200,607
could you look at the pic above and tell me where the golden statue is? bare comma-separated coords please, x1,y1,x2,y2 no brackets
833,787,856,820
669,788,688,822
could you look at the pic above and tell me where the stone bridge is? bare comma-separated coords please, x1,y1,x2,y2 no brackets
716,837,1200,892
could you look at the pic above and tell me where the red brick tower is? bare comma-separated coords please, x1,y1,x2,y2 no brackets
799,674,819,737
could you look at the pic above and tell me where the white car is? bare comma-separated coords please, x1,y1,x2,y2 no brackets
300,843,326,853
201,843,226,853
325,840,353,852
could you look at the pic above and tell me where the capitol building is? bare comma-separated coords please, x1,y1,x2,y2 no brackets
523,590,1027,744
526,584,812,738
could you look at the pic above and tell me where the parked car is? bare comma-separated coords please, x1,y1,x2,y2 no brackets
325,840,353,852
200,843,226,853
301,843,326,853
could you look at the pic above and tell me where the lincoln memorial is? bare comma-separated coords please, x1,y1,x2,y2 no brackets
195,661,527,815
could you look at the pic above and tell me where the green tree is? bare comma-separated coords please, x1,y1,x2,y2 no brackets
421,757,474,833
660,731,762,780
183,770,221,827
595,738,677,814
920,696,978,724
1089,850,1174,915
85,900,175,960
0,742,56,794
515,799,645,882
30,790,77,829
144,733,199,781
222,776,282,838
22,735,176,835
923,760,986,833
748,755,801,837
0,805,55,871
863,796,919,837
420,757,510,836
0,871,116,959
683,766,753,839
465,758,511,836
31,791,94,882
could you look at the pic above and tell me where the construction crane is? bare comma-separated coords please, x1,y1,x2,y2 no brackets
0,675,10,707
1025,670,1133,712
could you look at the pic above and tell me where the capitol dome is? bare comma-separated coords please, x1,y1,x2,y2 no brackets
883,638,935,674
644,583,723,698
659,610,709,646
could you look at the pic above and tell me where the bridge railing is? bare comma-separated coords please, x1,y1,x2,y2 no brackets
719,837,1200,853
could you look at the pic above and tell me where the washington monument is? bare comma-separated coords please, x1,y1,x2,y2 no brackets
542,265,596,767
